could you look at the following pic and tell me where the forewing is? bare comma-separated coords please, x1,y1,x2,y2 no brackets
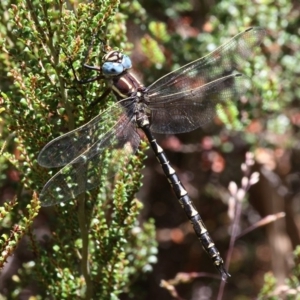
147,27,265,133
150,74,246,133
38,99,135,168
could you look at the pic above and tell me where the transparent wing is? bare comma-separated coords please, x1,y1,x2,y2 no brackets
38,100,141,206
147,27,265,134
150,73,245,133
38,99,136,168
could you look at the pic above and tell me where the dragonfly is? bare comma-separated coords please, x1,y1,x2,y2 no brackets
38,27,265,280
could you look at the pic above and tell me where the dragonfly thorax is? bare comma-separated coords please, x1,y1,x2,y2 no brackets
111,72,145,101
102,50,132,77
103,50,144,100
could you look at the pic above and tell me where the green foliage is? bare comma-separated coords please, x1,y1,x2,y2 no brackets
1,0,300,298
0,196,40,268
258,247,300,299
0,1,157,299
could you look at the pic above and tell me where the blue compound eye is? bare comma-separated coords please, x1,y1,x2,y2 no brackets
102,62,124,76
121,55,132,70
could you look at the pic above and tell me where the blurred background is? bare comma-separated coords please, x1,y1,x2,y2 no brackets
122,0,300,299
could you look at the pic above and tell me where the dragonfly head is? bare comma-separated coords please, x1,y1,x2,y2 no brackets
102,50,132,77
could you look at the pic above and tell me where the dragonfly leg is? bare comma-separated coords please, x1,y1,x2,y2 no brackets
61,47,105,84
88,88,111,109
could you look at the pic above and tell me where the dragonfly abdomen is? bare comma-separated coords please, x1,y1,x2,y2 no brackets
141,123,230,279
